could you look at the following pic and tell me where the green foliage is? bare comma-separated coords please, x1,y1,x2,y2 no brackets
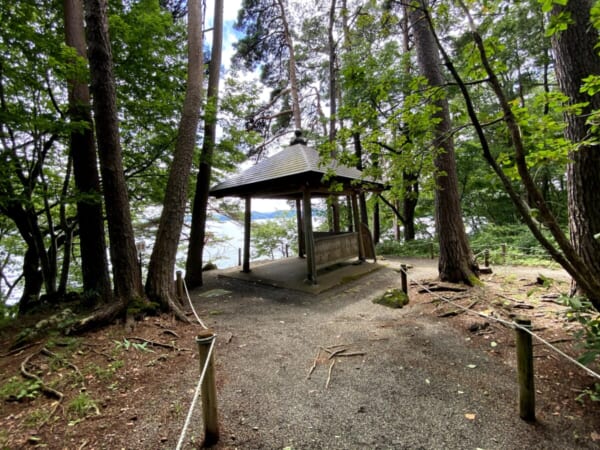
113,338,154,353
0,376,42,401
376,239,437,258
67,392,99,422
252,213,297,260
561,296,600,367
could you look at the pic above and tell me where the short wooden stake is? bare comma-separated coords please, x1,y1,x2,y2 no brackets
196,331,220,446
238,248,242,267
400,264,408,294
430,243,435,259
484,249,490,267
176,271,184,306
515,317,535,422
502,243,507,265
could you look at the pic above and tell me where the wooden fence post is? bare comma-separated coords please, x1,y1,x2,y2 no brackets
515,317,536,422
238,248,242,267
484,249,490,267
502,243,507,265
196,331,219,446
401,264,408,294
430,243,435,259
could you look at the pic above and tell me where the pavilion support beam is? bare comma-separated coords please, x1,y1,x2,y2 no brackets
243,196,251,273
351,192,366,261
303,189,317,284
296,198,305,258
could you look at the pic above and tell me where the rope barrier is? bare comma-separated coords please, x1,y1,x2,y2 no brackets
398,266,600,381
183,278,208,330
175,337,216,450
174,277,214,448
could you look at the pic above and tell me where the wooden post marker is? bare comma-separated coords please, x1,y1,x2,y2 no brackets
196,331,220,446
484,249,490,267
176,271,184,306
515,317,536,422
400,264,408,294
502,243,507,265
430,242,435,259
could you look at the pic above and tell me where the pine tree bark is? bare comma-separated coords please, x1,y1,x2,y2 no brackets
551,1,600,302
63,0,112,304
146,0,204,317
84,0,143,303
408,0,478,284
185,0,223,288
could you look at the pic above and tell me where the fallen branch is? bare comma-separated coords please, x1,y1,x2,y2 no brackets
418,283,468,293
325,359,335,389
21,353,63,400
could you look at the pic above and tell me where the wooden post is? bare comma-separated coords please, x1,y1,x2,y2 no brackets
296,198,305,257
176,271,184,305
303,189,317,284
502,243,507,265
351,193,365,261
238,248,241,267
484,249,490,267
430,242,435,259
515,317,535,422
400,264,408,294
196,331,219,446
285,243,289,258
243,196,251,273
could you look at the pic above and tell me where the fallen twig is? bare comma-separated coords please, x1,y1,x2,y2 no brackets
126,336,191,352
161,329,180,339
334,352,366,357
438,300,479,318
325,359,335,389
1,341,42,357
307,348,321,380
328,348,347,359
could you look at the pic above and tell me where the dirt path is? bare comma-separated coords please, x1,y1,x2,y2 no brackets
189,259,598,449
1,258,597,449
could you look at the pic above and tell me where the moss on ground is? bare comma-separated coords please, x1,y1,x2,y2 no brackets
373,289,409,308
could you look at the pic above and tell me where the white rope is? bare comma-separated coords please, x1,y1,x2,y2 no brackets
183,278,208,330
175,336,216,450
400,266,600,381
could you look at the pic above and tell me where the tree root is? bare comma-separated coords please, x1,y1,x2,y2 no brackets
20,353,63,400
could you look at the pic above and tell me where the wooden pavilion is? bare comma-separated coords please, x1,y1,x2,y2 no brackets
209,132,385,284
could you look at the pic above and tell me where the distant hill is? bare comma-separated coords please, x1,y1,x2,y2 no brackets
212,210,295,222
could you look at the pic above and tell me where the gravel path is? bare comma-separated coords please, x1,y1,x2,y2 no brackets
189,259,593,450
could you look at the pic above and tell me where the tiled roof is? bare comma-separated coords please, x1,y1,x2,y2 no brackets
210,143,381,198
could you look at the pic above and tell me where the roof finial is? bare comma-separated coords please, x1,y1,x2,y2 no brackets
290,129,307,145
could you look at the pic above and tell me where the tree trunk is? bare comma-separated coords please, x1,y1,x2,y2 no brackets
146,0,204,320
551,1,600,301
275,0,301,130
84,0,143,303
185,0,224,288
64,0,112,304
409,0,478,284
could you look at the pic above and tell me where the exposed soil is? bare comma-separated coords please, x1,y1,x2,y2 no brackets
1,257,599,449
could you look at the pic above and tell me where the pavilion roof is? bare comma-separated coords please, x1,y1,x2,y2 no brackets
210,142,384,199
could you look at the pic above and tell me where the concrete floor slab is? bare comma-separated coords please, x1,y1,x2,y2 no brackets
218,257,382,294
